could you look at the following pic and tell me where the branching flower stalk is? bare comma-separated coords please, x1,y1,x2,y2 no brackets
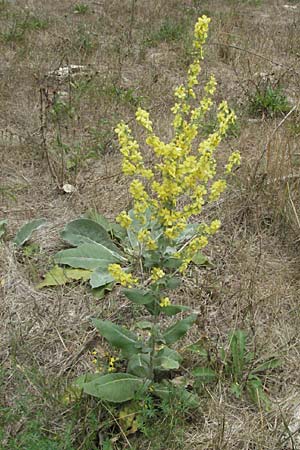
113,15,240,278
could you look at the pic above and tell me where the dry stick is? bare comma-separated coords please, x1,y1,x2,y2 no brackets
39,88,60,187
251,105,298,183
287,182,300,230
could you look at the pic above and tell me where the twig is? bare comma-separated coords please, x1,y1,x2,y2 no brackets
39,88,60,187
287,182,300,230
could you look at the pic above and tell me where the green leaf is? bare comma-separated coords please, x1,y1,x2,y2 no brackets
80,373,145,403
192,367,217,382
89,269,114,288
163,257,182,270
54,242,126,270
91,283,114,299
162,304,190,316
92,319,139,354
0,220,7,239
175,223,198,243
37,265,92,288
192,251,209,266
163,314,197,345
230,382,243,399
135,321,153,330
246,377,271,409
186,341,208,357
127,354,151,378
229,330,246,382
154,347,182,371
165,277,181,289
152,381,199,409
85,210,127,241
122,288,157,305
85,211,113,232
75,373,101,389
13,218,47,247
251,358,281,374
61,218,119,252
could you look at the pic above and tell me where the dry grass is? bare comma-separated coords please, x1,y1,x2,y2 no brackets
1,0,300,448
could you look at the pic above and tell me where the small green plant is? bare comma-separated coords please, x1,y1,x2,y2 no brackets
73,3,89,14
75,24,95,53
1,13,48,43
191,330,281,408
145,18,187,47
249,86,290,117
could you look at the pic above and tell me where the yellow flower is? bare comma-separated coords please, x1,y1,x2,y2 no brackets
209,219,221,234
225,151,241,173
151,267,165,281
137,229,157,250
159,297,171,307
108,264,138,287
116,211,132,229
136,107,153,132
209,180,226,201
174,85,186,100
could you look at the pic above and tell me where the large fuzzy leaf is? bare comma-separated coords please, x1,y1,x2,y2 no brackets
37,265,92,289
163,314,197,345
13,218,47,247
92,319,140,354
54,242,126,270
122,288,157,305
80,373,145,403
154,347,182,371
61,218,119,252
127,354,151,378
89,269,115,288
85,210,127,241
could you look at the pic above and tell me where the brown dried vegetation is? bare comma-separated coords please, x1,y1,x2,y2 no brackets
1,0,300,448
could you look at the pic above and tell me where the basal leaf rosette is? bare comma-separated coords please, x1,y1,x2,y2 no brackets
114,16,240,275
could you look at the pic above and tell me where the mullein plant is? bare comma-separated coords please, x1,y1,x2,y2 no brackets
76,16,240,405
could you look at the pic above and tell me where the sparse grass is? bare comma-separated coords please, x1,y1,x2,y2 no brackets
1,0,300,449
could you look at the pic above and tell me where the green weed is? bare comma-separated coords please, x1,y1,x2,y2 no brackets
191,330,281,409
249,86,290,117
1,13,48,43
73,3,89,14
145,18,188,47
75,24,95,53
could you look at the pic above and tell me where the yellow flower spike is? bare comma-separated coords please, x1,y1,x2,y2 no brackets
209,219,221,235
225,151,241,173
137,229,157,250
151,267,165,281
108,264,138,287
159,297,171,307
116,211,132,229
204,75,217,95
209,180,227,201
136,107,153,132
174,85,187,100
